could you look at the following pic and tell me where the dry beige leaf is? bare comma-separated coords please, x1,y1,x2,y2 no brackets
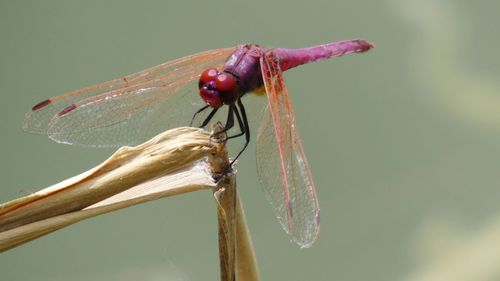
0,127,216,251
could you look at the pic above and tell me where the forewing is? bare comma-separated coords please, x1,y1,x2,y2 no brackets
23,47,236,146
257,52,320,248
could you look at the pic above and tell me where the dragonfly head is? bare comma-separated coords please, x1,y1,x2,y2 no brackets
198,68,238,108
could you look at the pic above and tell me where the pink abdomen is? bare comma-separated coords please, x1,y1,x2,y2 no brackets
273,39,373,71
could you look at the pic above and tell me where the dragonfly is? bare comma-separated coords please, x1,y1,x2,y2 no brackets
23,39,373,248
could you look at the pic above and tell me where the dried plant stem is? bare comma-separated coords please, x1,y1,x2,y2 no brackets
235,195,259,281
0,125,260,281
209,122,259,281
209,123,237,281
213,176,259,281
213,179,237,281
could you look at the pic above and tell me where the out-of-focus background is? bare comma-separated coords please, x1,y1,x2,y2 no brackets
2,0,500,280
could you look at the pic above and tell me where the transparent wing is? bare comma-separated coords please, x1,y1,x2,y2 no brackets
256,52,320,248
23,47,236,147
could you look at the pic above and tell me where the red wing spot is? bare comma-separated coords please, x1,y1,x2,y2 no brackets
31,99,51,111
58,104,77,116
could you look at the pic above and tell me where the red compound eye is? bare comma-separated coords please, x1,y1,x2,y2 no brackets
215,73,237,93
199,68,219,87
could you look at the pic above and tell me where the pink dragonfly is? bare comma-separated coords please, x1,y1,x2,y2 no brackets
23,39,373,248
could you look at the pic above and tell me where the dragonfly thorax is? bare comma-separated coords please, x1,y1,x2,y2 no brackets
198,68,239,108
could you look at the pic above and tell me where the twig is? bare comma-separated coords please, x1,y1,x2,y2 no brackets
209,122,237,281
209,122,260,281
235,194,259,281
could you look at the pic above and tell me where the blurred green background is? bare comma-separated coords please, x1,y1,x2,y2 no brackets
2,0,500,280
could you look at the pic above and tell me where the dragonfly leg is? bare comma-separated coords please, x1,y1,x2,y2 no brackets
214,99,251,182
205,106,235,144
190,105,210,127
223,105,235,132
200,107,219,128
228,98,250,166
227,104,245,140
